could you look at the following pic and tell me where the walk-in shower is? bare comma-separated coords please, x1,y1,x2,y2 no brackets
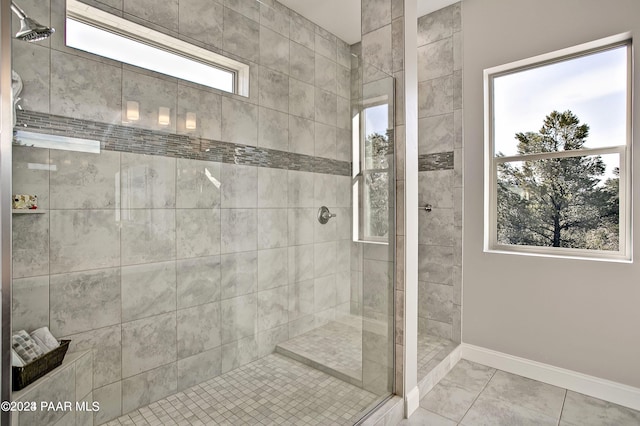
6,0,397,424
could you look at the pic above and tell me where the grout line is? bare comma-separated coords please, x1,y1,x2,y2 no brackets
557,390,568,426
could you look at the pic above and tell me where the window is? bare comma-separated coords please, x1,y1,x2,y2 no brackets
65,0,249,96
352,79,394,243
484,34,631,260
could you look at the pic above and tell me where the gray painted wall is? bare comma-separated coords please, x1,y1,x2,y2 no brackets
463,0,640,388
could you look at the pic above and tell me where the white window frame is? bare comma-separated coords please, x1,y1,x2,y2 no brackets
484,33,633,262
66,0,250,96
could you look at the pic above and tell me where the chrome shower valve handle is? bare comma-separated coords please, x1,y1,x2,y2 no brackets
317,206,337,224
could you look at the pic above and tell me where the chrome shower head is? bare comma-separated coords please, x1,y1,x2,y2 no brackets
10,1,55,42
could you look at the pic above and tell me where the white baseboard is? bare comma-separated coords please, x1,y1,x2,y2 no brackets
461,343,640,411
404,386,420,418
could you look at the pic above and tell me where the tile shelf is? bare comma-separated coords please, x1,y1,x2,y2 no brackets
12,209,46,214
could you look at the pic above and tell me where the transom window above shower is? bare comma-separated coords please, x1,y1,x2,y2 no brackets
65,0,249,96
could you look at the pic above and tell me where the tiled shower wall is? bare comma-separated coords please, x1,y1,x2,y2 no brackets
417,3,463,342
11,0,353,422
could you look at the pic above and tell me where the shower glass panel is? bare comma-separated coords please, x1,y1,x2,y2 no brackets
8,0,396,424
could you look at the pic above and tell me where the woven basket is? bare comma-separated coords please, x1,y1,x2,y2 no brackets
12,340,71,391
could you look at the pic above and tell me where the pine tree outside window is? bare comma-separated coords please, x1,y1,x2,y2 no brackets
484,35,632,261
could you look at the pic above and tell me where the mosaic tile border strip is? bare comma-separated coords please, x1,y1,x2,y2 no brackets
15,110,351,176
418,152,454,171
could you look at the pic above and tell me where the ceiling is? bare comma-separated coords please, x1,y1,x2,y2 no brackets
278,0,459,44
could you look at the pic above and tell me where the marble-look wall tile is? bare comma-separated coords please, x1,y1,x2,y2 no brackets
336,39,351,69
177,256,221,309
224,0,259,21
12,213,49,278
222,7,259,62
12,41,50,113
221,163,257,208
12,276,49,333
220,209,257,253
288,244,314,283
178,0,223,49
16,361,74,425
258,107,289,151
176,159,221,209
336,96,350,130
453,31,463,71
419,244,454,285
121,153,176,209
93,381,122,425
419,75,453,118
50,150,119,209
362,0,391,35
315,89,337,128
257,286,288,331
289,79,315,120
63,325,122,388
122,69,178,133
314,274,336,313
417,5,453,46
50,51,122,123
50,268,121,336
121,261,176,322
122,312,177,377
315,122,337,160
288,170,315,207
288,279,314,321
315,33,336,61
177,302,221,358
49,210,120,274
176,84,222,140
221,293,257,344
289,11,314,50
257,248,288,290
419,170,454,209
75,351,94,400
337,65,351,100
419,113,454,155
221,251,258,299
314,241,337,278
121,363,177,414
221,335,257,373
121,209,176,265
362,259,392,315
260,2,289,36
260,27,290,75
259,67,289,113
290,41,315,85
418,38,453,82
362,25,393,76
418,207,454,246
289,116,315,156
178,347,222,390
392,17,404,73
176,208,221,258
257,167,288,207
315,54,337,94
288,209,315,246
12,146,50,209
124,0,178,31
221,96,259,146
314,173,337,206
257,209,288,249
257,323,288,357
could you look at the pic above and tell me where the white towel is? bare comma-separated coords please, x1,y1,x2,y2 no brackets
30,327,59,352
11,349,25,367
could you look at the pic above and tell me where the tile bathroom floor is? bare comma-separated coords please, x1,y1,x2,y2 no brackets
417,334,459,380
105,353,379,426
402,359,640,426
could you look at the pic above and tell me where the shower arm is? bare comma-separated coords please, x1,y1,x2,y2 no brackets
10,2,27,20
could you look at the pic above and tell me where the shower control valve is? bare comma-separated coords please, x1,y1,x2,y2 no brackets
317,206,337,224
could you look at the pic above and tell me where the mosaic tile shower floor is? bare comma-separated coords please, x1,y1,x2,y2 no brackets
105,354,378,426
275,316,363,385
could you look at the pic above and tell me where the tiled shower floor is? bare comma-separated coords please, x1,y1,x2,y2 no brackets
275,316,363,386
105,353,378,426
